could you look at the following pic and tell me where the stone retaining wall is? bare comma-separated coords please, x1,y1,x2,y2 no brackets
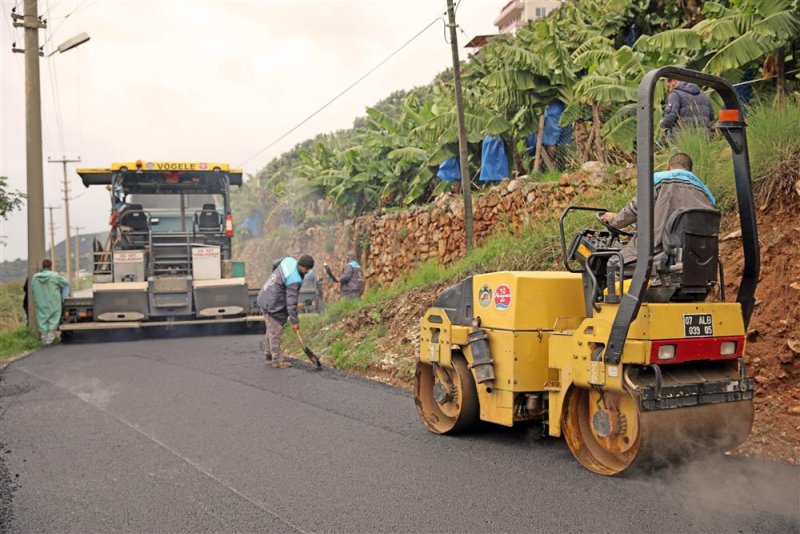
241,172,608,294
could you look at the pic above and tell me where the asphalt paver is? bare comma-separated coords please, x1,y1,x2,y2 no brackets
1,334,798,533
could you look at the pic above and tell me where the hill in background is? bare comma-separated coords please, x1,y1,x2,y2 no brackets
1,230,107,284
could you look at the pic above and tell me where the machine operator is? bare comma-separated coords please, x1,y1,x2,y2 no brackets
600,152,716,269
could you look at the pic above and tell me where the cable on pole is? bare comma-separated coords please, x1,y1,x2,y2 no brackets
41,0,94,49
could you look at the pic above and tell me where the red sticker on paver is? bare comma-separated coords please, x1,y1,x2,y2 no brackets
494,284,511,311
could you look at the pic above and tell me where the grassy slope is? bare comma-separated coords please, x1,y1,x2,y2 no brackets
0,328,40,362
287,178,636,376
0,280,41,362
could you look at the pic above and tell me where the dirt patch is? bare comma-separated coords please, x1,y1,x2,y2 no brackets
723,200,800,463
326,282,448,387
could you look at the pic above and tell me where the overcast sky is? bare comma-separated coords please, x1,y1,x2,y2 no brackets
1,0,502,262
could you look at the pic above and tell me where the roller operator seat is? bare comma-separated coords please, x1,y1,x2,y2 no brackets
652,207,721,302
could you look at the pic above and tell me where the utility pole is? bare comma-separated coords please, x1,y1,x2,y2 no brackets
45,205,60,267
446,0,474,253
49,156,80,283
73,226,83,280
12,1,47,334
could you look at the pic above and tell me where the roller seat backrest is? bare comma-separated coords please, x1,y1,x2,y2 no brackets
661,207,721,288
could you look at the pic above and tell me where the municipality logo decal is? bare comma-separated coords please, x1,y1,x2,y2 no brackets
478,285,492,307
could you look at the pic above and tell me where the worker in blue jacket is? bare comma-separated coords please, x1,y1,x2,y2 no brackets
324,251,365,299
257,255,315,368
601,152,716,266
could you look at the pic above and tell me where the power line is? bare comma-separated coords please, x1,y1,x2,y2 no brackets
237,13,444,168
41,0,69,154
76,0,102,16
47,0,66,15
50,56,67,153
44,34,67,154
40,0,92,49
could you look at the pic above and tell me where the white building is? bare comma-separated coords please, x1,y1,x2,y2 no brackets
494,0,565,34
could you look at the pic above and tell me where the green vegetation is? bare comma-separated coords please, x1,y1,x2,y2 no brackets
327,325,386,371
662,99,800,212
1,280,41,362
746,98,800,206
0,328,40,362
1,280,26,331
0,175,25,222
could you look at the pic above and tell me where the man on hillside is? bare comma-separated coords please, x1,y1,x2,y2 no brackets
30,259,70,345
323,251,365,299
660,78,715,137
601,152,716,269
257,254,315,368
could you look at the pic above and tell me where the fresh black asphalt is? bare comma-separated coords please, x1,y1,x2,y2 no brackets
1,334,798,533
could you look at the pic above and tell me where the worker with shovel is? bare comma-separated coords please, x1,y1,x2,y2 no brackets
323,251,365,299
257,255,315,368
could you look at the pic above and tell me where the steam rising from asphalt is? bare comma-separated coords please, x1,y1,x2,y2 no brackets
649,453,800,530
59,377,117,409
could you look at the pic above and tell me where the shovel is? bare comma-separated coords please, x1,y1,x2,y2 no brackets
293,329,322,368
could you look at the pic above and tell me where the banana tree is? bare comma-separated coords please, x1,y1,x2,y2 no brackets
636,0,800,101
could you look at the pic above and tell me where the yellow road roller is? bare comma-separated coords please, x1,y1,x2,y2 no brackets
414,67,759,475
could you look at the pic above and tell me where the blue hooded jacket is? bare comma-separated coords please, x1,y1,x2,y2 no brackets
257,257,305,324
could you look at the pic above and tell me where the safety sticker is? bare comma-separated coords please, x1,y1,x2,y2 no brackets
494,284,512,311
478,285,492,308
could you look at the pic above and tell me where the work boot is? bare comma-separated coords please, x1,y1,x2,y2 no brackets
271,360,292,369
264,353,273,361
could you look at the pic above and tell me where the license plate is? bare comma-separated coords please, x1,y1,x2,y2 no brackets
684,313,714,337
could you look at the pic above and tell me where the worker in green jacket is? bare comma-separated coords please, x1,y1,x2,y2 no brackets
30,259,70,345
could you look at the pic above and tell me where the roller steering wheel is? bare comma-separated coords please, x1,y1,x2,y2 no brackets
595,211,634,237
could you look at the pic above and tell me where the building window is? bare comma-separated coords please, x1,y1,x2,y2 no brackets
535,7,547,17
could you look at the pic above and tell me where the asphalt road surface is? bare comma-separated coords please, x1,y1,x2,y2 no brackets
1,334,798,533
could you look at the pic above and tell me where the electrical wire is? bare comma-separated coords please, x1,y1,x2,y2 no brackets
237,13,444,168
42,0,55,20
47,0,65,14
42,0,68,154
41,0,93,49
73,0,102,17
75,0,83,156
49,53,67,153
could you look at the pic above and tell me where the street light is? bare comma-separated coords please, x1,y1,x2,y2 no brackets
47,32,90,57
11,0,91,333
45,33,90,285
